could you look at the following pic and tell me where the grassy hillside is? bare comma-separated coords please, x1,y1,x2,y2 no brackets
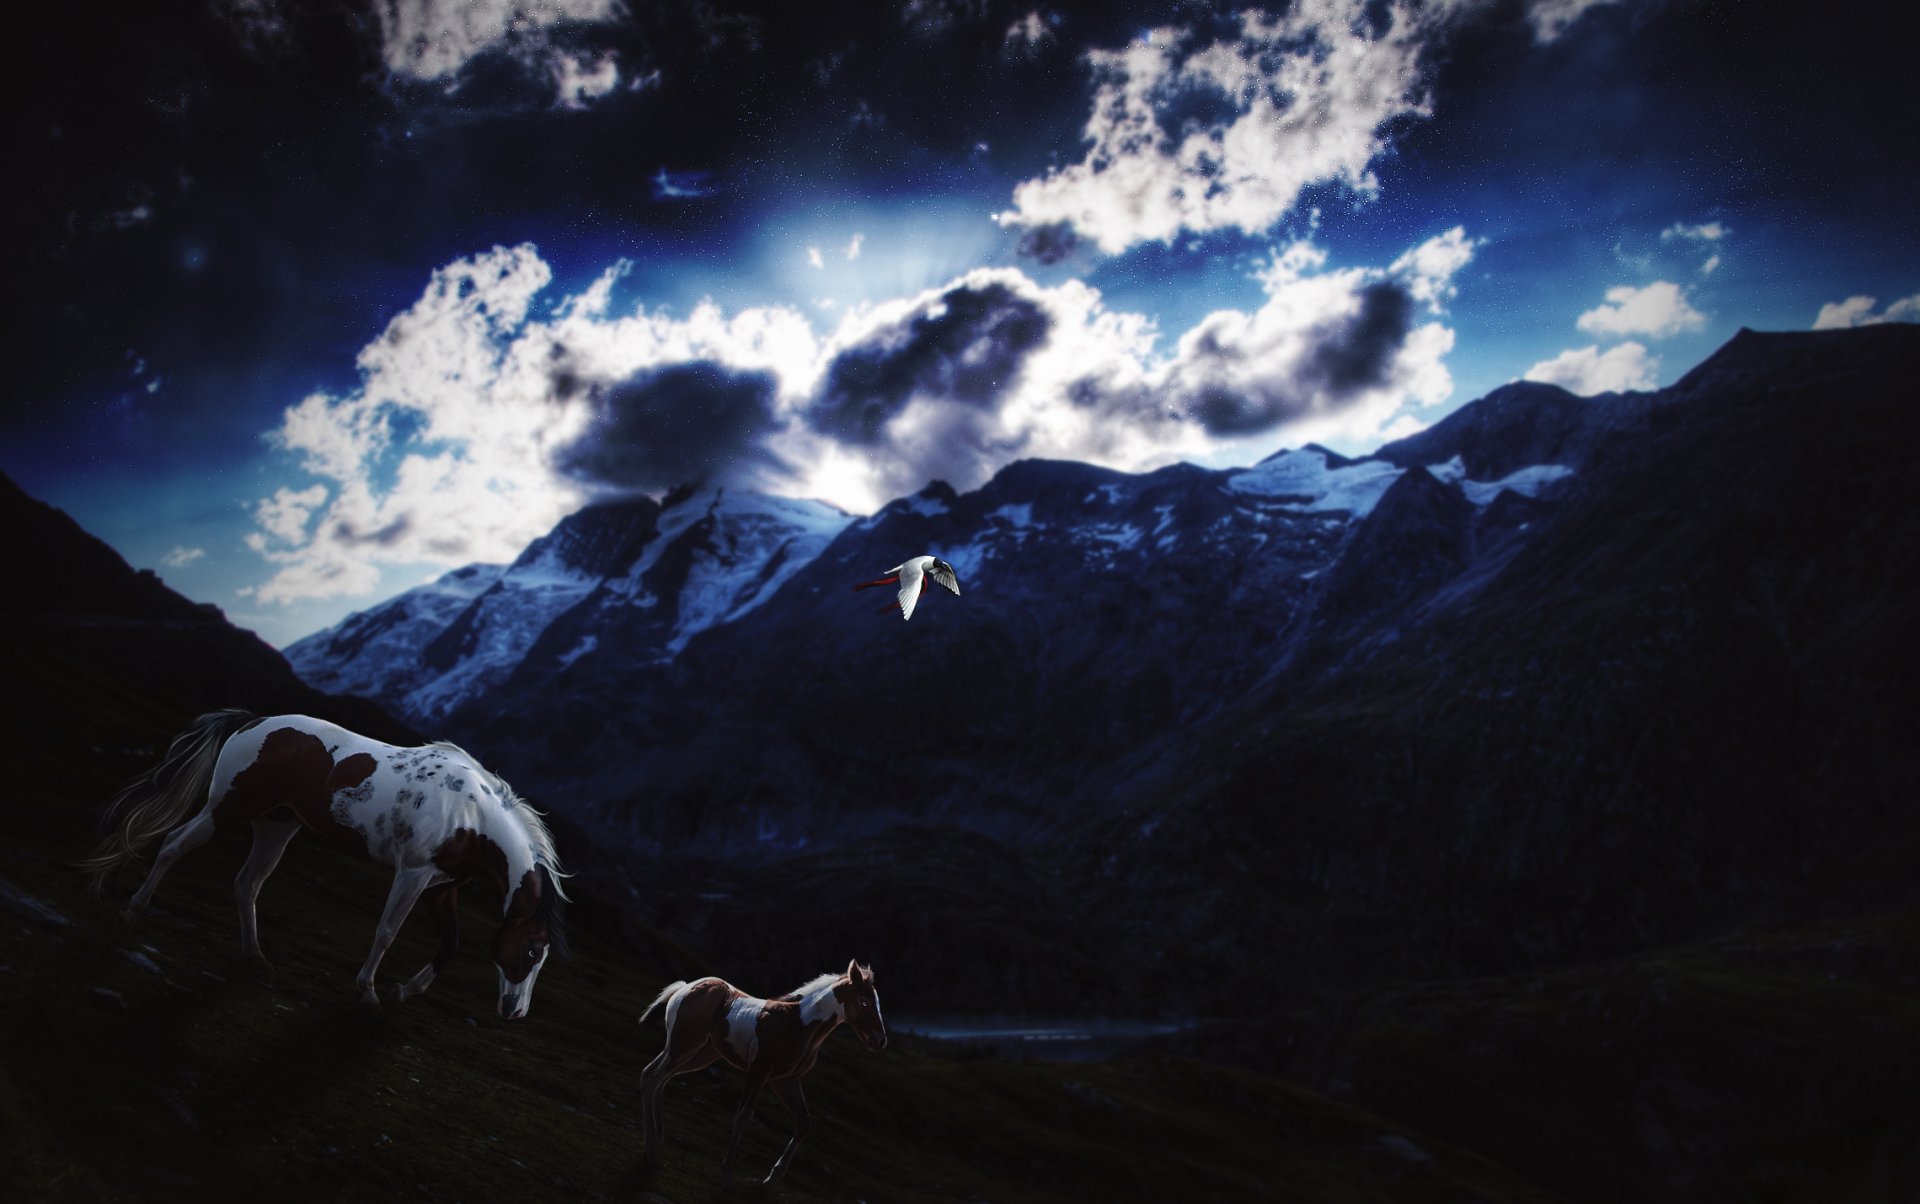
0,774,1564,1203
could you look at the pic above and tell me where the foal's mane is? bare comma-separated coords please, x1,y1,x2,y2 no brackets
427,740,571,954
778,971,845,1002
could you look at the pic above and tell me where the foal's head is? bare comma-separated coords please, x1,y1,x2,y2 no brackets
836,960,887,1050
492,864,565,1020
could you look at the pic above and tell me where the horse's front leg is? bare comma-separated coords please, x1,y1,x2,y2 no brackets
721,1062,773,1187
763,1078,811,1188
394,882,459,1005
355,866,437,1008
235,818,300,972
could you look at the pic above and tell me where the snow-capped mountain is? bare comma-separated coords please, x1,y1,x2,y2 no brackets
282,326,1920,1018
288,485,849,725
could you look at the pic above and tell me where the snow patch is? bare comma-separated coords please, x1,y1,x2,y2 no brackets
556,634,598,669
1427,457,1575,505
1227,449,1403,517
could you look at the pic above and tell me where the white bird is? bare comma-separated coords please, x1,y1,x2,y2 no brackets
852,555,961,621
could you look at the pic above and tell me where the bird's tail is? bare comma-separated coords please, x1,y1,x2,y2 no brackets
852,575,899,592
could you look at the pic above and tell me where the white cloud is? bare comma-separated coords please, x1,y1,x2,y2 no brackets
1004,11,1054,57
249,234,1466,599
807,246,825,269
1700,254,1720,276
161,546,207,569
997,4,1435,255
1377,414,1430,441
1527,0,1622,42
374,0,624,82
1812,292,1920,330
1523,342,1658,394
1390,227,1480,311
1661,220,1727,242
1575,281,1706,339
845,233,864,261
552,51,619,109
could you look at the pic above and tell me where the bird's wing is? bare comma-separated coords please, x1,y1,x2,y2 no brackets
927,562,960,596
896,560,926,621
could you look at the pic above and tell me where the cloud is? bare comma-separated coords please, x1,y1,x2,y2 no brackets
1700,254,1720,276
1575,281,1706,339
374,0,625,82
845,233,864,261
807,280,1053,445
161,546,207,569
996,4,1435,255
1390,227,1480,312
1523,341,1658,394
1004,11,1054,58
1526,0,1624,43
1014,221,1078,266
1661,220,1727,242
807,246,825,269
1812,292,1920,330
652,167,712,200
554,361,784,493
552,51,619,109
249,233,1468,598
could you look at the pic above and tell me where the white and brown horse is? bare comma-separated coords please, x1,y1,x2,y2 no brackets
638,962,888,1187
85,710,568,1018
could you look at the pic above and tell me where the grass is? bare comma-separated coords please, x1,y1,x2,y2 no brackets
0,808,1566,1204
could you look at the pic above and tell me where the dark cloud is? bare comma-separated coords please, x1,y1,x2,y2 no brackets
1179,281,1415,436
1309,282,1414,394
556,361,784,493
331,515,412,547
807,281,1052,443
1015,221,1078,265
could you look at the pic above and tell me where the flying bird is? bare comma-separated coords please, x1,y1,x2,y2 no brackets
852,555,960,621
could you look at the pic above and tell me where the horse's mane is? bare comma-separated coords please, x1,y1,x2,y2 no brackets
778,971,844,1003
426,740,571,955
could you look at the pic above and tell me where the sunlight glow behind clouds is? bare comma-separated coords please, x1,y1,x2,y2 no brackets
248,232,1471,603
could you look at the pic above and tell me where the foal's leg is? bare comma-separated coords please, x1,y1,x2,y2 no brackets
721,1062,774,1186
641,1043,718,1164
763,1078,812,1188
123,810,218,922
394,883,459,1005
354,866,437,1008
235,818,300,971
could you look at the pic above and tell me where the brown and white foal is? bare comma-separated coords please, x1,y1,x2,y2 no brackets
637,961,888,1187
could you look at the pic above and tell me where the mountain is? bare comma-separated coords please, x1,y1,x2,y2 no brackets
287,326,1920,1018
0,473,420,839
285,486,850,725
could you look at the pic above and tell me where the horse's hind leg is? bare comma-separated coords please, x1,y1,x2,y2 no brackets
641,1043,716,1164
236,818,300,972
123,810,218,921
721,1063,773,1187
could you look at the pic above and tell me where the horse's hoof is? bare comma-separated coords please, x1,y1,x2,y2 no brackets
113,908,143,937
358,993,384,1012
247,954,274,977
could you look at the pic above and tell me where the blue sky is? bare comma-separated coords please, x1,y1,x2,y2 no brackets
4,0,1916,646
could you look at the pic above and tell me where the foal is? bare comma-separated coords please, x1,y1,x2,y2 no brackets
637,961,888,1187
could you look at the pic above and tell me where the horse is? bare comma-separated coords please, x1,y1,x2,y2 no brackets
83,710,568,1018
637,961,888,1187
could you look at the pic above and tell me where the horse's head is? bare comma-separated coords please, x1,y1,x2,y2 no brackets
492,864,565,1020
836,959,887,1051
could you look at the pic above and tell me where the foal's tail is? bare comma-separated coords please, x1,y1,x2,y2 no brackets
79,709,257,893
639,981,689,1028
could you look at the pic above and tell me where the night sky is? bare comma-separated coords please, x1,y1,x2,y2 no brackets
6,0,1916,645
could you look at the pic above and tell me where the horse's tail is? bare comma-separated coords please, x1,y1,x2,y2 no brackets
639,981,689,1028
79,709,257,894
